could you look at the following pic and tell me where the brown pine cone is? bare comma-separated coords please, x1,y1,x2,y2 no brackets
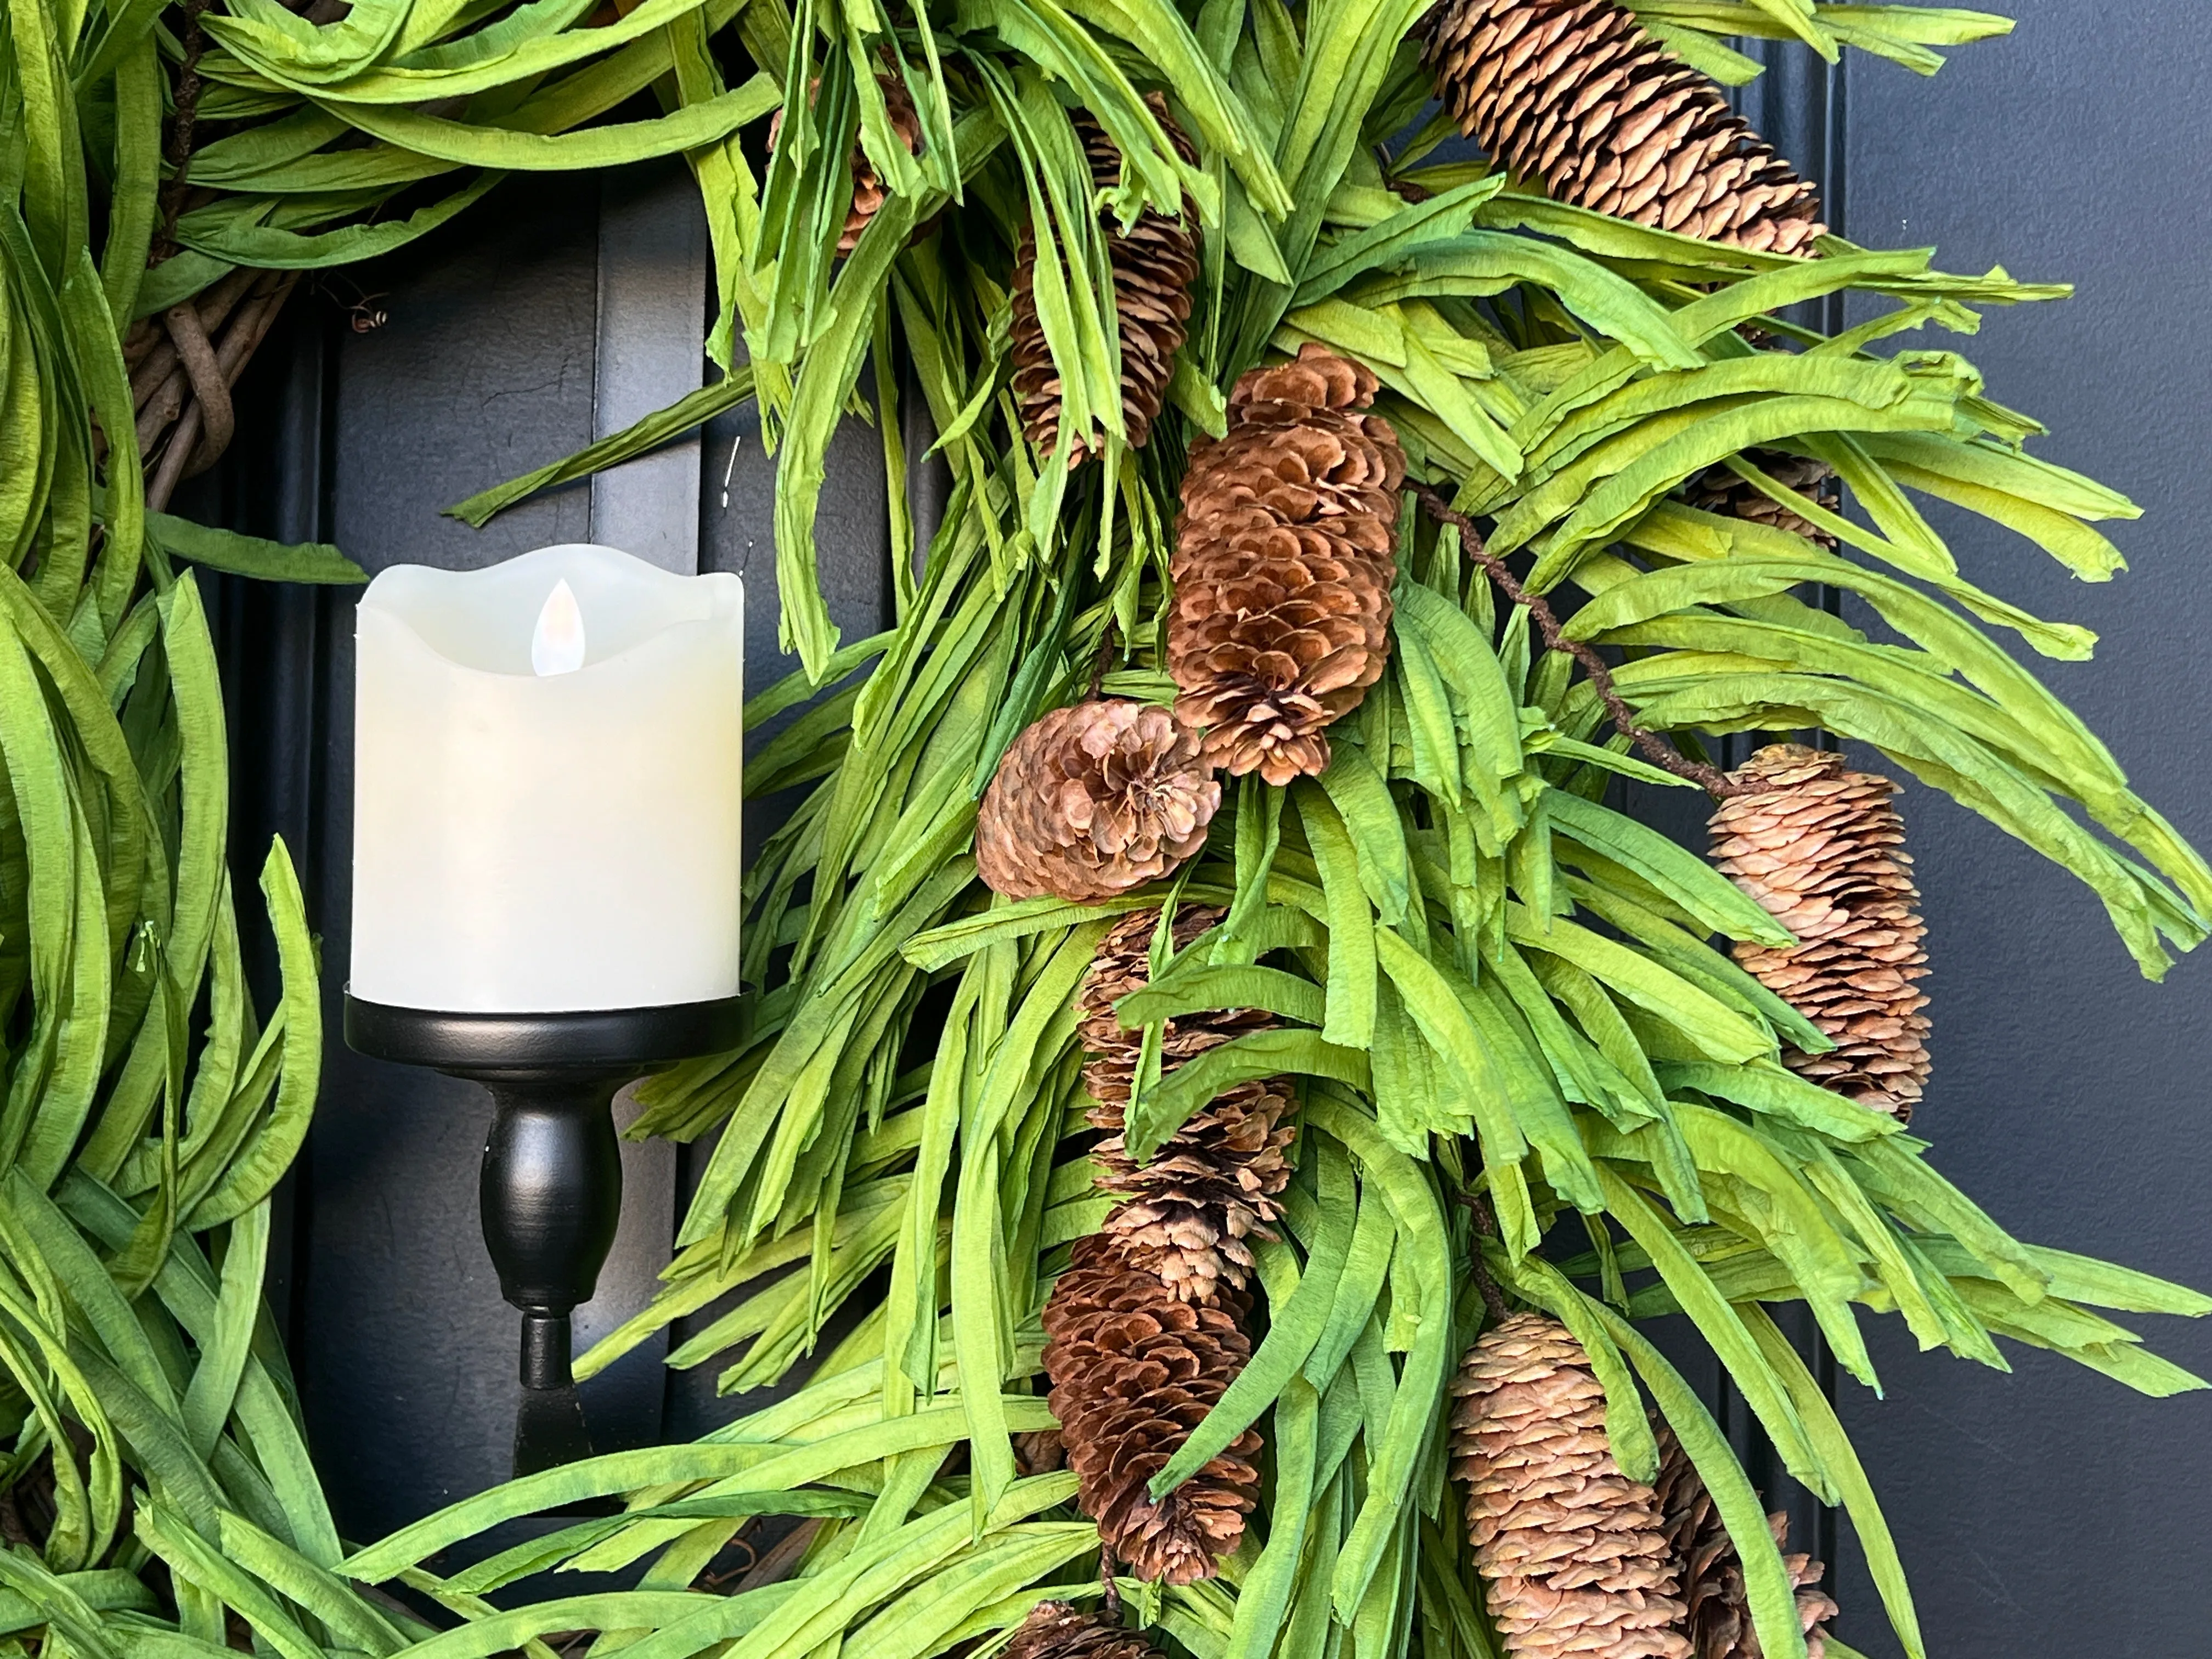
1012,1429,1068,1476
975,701,1220,902
766,76,924,257
1011,97,1201,464
1420,0,1825,256
1169,343,1405,785
1452,1312,1692,1659
1075,907,1296,1304
1654,1427,1839,1659
1003,1602,1156,1659
1041,1234,1263,1584
1707,744,1930,1122
1689,452,1839,549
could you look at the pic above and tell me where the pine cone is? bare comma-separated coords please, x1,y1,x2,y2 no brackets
1076,907,1296,1303
975,701,1220,902
766,76,924,257
1003,1602,1156,1659
1452,1312,1692,1659
1169,343,1405,785
1420,0,1826,256
1041,1234,1263,1584
1689,452,1839,549
1011,98,1201,464
1707,744,1930,1122
1654,1427,1838,1659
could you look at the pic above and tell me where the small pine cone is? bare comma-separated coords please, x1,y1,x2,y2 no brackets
1452,1312,1692,1659
976,701,1220,902
1003,1602,1157,1659
1689,451,1839,549
1707,744,1930,1122
1420,0,1826,256
1012,98,1201,464
1041,1234,1263,1584
767,76,925,257
1654,1427,1838,1659
1076,907,1297,1304
1169,343,1405,785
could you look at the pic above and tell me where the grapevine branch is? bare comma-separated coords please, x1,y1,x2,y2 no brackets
151,0,217,265
1407,482,1748,800
1457,1192,1513,1324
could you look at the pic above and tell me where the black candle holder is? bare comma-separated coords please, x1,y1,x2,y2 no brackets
345,994,744,1474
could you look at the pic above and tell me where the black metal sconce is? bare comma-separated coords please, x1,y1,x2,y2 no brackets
345,994,743,1473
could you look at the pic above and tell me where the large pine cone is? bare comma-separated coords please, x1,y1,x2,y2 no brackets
1707,744,1931,1121
1689,452,1839,550
1076,907,1297,1304
1011,98,1201,464
975,701,1220,902
1654,1427,1838,1659
1041,1234,1263,1584
1453,1313,1692,1659
1169,343,1405,785
1003,1602,1157,1659
1420,0,1825,256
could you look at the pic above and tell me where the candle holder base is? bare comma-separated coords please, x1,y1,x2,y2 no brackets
345,994,745,1475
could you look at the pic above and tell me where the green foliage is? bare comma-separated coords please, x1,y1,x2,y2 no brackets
5,0,2209,1656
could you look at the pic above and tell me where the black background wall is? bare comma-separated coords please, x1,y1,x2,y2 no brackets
188,2,2212,1646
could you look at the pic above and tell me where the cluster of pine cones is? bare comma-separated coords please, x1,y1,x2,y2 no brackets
974,341,1407,902
911,0,1849,903
1039,905,1297,1585
1454,1313,1839,1659
958,7,1921,1639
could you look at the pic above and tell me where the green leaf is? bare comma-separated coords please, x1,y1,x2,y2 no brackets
447,368,758,528
1592,1306,1810,1659
144,511,365,584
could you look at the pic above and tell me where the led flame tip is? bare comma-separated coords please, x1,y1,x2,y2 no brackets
531,578,586,676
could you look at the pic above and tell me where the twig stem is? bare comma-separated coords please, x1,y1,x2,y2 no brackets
151,0,216,265
1086,619,1120,702
1458,1193,1511,1324
1407,482,1748,800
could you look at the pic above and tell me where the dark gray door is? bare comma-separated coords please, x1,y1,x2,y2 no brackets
1833,13,2212,1653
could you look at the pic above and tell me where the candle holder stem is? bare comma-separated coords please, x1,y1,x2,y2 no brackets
478,1072,625,1381
345,995,746,1478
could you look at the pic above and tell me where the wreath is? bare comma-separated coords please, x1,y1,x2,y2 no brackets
0,3,2205,1659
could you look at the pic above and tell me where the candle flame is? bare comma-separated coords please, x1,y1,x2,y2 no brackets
531,578,586,676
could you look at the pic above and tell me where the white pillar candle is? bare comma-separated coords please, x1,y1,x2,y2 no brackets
351,544,744,1014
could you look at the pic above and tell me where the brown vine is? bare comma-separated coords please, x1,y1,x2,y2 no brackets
1406,482,1750,800
1457,1191,1512,1324
151,0,216,266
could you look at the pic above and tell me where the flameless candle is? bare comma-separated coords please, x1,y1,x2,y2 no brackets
351,544,743,1014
